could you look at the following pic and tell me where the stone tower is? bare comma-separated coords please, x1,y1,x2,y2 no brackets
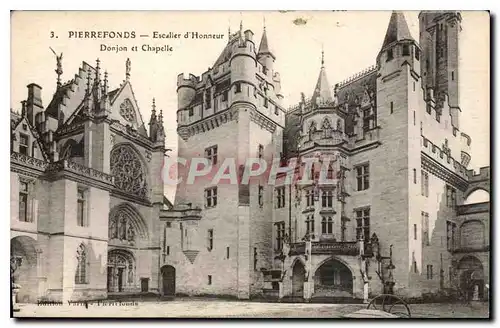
172,23,285,299
419,11,462,128
375,11,424,294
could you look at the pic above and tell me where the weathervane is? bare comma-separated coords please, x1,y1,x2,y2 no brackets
50,47,63,88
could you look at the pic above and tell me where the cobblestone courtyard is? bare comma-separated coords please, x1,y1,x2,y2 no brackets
14,298,490,318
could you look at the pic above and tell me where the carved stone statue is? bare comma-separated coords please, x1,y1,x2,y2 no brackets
127,225,135,242
119,216,127,240
109,218,117,239
336,119,343,132
128,264,134,284
50,47,63,72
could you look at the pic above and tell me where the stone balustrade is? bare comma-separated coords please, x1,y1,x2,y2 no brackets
288,241,371,257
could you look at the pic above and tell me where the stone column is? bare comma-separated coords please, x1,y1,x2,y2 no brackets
303,240,313,301
363,281,369,303
36,248,46,300
278,281,284,300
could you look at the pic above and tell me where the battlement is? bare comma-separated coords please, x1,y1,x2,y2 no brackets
177,73,199,88
421,135,468,180
336,65,377,89
460,132,471,153
466,166,490,182
231,39,256,59
287,97,312,112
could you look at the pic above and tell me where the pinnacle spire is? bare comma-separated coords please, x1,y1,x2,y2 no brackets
94,58,102,101
125,58,131,81
258,25,275,59
311,50,333,105
149,98,158,127
95,58,101,83
158,109,163,124
103,71,109,94
321,44,325,68
381,11,414,50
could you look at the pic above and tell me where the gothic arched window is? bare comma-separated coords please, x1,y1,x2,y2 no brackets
75,244,88,284
110,145,148,198
119,99,137,123
308,121,317,140
322,118,332,139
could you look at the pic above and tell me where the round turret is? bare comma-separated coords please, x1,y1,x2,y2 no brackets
230,37,257,85
177,73,197,110
230,33,257,107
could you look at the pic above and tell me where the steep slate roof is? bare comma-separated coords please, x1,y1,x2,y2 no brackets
336,70,377,135
311,65,333,104
45,81,73,119
213,35,240,67
381,11,414,49
257,29,275,58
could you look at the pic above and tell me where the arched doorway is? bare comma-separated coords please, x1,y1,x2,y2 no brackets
107,249,136,293
313,258,353,298
161,265,176,296
458,256,485,301
11,236,38,303
291,260,306,298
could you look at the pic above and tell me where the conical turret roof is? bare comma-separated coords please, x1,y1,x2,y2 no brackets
381,11,414,49
311,52,333,104
258,29,275,59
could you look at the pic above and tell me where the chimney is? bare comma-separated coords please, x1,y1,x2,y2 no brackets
244,29,253,42
26,83,43,126
21,100,27,117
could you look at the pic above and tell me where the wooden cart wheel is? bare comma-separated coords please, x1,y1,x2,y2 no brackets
367,294,411,318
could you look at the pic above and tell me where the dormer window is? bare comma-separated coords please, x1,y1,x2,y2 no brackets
386,48,394,61
205,88,212,109
19,134,29,155
402,44,410,56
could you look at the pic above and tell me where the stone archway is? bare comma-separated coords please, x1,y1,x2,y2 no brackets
108,203,149,246
313,257,353,299
11,236,38,303
457,255,485,301
107,249,136,293
161,265,176,296
291,260,306,298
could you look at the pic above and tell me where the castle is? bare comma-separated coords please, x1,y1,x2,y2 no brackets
10,11,490,304
166,11,490,301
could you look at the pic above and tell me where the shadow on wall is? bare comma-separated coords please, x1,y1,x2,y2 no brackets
11,236,38,303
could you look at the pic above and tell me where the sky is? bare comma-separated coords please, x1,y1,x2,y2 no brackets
10,11,490,199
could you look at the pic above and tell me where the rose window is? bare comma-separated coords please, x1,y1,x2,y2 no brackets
119,99,137,123
110,145,148,198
